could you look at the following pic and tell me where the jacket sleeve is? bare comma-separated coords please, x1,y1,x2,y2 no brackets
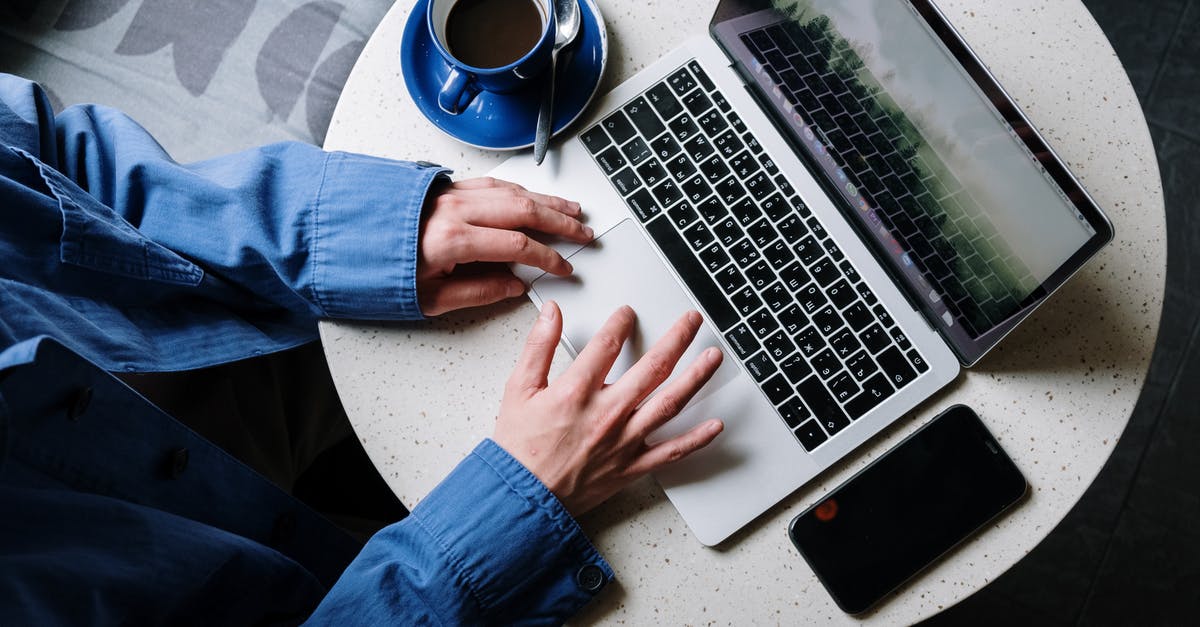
306,439,615,626
0,72,444,321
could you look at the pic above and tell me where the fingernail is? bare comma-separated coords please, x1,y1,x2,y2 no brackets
704,347,721,362
540,302,555,320
583,225,595,239
508,281,525,297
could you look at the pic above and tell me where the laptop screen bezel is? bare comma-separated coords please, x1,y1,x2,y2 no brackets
706,0,1115,367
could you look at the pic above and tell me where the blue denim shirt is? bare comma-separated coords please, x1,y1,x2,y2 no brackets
0,74,612,624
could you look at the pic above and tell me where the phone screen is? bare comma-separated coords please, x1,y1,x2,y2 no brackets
788,405,1028,614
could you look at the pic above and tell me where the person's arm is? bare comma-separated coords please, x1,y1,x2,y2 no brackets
309,303,725,624
0,73,591,321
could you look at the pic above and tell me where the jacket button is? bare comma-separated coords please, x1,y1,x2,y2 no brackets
67,386,93,421
167,448,189,478
415,160,442,168
576,564,606,593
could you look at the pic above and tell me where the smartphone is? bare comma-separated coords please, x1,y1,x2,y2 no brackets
788,405,1028,615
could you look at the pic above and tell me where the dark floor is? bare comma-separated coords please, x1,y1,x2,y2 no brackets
923,1,1200,625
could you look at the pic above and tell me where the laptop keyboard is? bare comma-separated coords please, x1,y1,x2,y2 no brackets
740,20,1037,338
579,60,928,452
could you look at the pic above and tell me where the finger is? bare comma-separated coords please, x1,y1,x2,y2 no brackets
625,419,724,477
463,196,592,242
452,226,573,275
450,178,582,217
449,176,519,191
419,274,526,316
609,311,704,410
627,346,723,438
507,300,563,394
562,306,637,389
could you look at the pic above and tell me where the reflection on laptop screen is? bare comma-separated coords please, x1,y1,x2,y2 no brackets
722,0,1097,340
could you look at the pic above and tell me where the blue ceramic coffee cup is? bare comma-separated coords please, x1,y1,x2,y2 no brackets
428,0,557,115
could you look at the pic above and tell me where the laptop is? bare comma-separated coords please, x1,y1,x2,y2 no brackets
490,0,1113,545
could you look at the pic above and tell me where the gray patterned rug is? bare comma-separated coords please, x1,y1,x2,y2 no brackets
0,0,393,162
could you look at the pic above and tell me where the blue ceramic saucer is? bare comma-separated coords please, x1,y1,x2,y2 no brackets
400,0,607,151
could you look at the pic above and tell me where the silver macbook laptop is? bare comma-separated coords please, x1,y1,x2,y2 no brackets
491,0,1113,545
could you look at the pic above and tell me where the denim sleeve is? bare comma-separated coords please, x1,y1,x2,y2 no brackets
307,439,614,626
0,73,444,321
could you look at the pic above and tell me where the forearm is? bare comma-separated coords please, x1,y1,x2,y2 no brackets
308,439,612,625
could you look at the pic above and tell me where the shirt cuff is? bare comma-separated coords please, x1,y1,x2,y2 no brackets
310,152,449,320
411,439,614,622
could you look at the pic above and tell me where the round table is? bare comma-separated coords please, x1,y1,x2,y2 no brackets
319,1,1165,623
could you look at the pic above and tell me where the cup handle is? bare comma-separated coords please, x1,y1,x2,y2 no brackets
438,67,480,115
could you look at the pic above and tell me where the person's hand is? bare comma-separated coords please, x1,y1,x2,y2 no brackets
493,301,725,516
417,177,593,316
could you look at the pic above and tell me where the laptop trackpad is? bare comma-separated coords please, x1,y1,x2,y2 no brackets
530,218,739,397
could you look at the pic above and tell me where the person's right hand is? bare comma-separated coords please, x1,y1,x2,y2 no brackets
493,301,725,516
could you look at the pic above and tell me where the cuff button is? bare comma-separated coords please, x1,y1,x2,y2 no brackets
576,564,606,593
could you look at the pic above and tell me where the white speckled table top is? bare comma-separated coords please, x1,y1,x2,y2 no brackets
319,0,1165,623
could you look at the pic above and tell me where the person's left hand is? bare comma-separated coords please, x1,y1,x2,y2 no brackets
417,177,593,316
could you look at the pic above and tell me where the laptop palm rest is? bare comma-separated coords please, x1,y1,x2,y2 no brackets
530,218,740,413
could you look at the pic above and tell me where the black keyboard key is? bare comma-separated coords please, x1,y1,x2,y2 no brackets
715,177,747,205
651,179,684,208
829,372,859,403
765,25,799,56
845,372,894,419
822,238,844,261
776,177,796,197
778,397,810,429
697,197,727,224
699,155,731,183
688,60,716,91
844,299,873,329
780,353,813,384
794,235,822,265
758,152,779,176
698,110,729,137
845,350,876,381
636,159,668,187
829,328,862,359
746,259,777,290
698,242,730,273
778,215,807,242
889,327,912,350
763,373,793,406
681,174,713,204
763,281,790,312
778,304,808,335
601,111,637,144
745,350,777,382
713,130,742,158
596,146,627,174
764,240,795,269
646,82,683,120
611,167,641,196
668,68,698,96
744,134,764,154
581,125,612,154
713,217,743,247
811,348,840,379
798,284,827,314
683,221,714,250
764,331,797,361
731,198,761,226
796,375,849,432
731,285,764,317
806,216,828,240
779,261,810,292
728,111,747,134
650,134,682,161
794,419,828,451
873,304,896,329
828,279,856,309
621,137,652,166
746,171,775,201
729,151,758,178
761,193,790,222
747,219,779,249
624,96,666,139
748,309,780,339
877,346,918,389
731,238,760,267
712,91,731,112
860,323,890,354
682,90,714,116
809,258,840,287
626,188,659,222
724,323,760,359
812,305,844,336
856,282,879,306
644,216,738,331
668,114,701,143
683,134,715,161
667,201,700,230
907,349,929,373
715,265,746,294
839,260,861,283
795,326,826,357
665,154,697,181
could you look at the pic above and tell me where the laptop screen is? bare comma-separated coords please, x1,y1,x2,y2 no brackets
710,0,1112,365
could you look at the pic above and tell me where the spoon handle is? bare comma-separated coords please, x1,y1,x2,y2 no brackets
533,51,558,165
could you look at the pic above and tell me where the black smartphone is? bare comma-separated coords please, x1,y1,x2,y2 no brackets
788,405,1028,615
